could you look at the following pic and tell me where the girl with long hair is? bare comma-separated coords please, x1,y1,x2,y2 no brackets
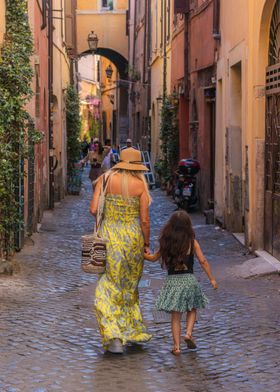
145,210,218,355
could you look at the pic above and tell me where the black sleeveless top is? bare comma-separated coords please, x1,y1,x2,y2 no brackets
168,254,194,275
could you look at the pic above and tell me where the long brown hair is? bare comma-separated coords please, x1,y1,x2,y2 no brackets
159,210,195,269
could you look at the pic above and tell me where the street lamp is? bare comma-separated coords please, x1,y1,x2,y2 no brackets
105,64,113,79
87,31,99,53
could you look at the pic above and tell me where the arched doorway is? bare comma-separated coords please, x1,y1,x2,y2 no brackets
264,0,280,258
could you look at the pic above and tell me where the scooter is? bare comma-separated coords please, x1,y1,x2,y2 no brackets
173,159,200,211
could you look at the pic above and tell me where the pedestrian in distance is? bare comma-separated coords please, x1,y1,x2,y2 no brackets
144,210,218,356
101,138,114,172
90,147,152,354
89,137,98,151
81,140,107,190
120,138,136,150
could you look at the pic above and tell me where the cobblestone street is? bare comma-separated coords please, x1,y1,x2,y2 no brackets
0,171,279,392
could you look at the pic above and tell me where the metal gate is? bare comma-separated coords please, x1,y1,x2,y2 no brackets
265,65,280,259
264,1,280,259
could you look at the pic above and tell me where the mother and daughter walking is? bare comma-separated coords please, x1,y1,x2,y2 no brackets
89,147,218,355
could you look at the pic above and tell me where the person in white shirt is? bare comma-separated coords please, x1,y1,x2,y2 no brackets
102,138,113,172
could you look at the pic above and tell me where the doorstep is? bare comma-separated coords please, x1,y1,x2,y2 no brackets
232,233,280,278
254,250,280,272
232,232,246,246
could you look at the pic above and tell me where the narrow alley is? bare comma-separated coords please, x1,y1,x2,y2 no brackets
0,171,279,392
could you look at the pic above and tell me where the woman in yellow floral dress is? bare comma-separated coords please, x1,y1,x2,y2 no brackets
90,148,152,353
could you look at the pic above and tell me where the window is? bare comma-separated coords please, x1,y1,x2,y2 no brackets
213,0,220,38
102,0,113,10
64,0,75,51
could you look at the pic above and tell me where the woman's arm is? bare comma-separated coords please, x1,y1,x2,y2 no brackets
89,176,102,215
144,251,161,262
194,240,218,289
139,190,150,250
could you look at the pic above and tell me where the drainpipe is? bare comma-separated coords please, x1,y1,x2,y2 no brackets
131,0,137,139
147,0,152,151
48,0,54,209
184,1,190,99
143,0,148,147
163,0,167,100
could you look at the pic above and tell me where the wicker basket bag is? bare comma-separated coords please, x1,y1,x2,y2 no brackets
81,174,110,274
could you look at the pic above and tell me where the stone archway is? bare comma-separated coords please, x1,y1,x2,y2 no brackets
76,1,129,144
78,48,129,145
80,48,128,80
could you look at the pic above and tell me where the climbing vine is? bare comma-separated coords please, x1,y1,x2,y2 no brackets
0,0,41,261
158,95,179,186
66,85,81,173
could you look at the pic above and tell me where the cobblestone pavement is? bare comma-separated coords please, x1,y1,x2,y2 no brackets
1,170,280,392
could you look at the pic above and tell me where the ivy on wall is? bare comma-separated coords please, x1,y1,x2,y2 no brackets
66,85,81,173
0,0,41,261
158,95,179,186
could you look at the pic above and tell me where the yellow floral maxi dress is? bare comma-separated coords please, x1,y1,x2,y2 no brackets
94,194,152,347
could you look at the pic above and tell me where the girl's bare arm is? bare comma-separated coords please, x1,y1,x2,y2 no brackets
139,190,151,248
144,251,161,262
194,240,218,289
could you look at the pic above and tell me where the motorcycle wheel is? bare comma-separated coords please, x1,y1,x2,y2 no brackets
182,199,190,212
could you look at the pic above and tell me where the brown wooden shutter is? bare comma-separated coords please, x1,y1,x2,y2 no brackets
174,0,187,14
64,0,76,53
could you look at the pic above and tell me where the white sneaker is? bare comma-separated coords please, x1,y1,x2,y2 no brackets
107,338,123,354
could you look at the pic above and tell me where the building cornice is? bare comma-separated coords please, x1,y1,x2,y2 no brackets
76,10,127,15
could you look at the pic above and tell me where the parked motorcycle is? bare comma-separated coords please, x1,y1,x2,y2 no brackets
173,159,200,211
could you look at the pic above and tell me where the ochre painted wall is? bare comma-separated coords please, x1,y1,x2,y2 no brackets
215,0,276,252
0,0,5,45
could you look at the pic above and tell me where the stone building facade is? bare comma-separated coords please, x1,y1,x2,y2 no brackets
215,0,280,261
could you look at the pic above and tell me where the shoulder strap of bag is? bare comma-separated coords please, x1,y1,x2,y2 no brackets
95,173,110,234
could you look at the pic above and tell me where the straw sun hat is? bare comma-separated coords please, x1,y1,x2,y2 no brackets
113,148,148,172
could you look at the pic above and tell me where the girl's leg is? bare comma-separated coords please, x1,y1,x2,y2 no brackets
185,309,197,349
186,309,197,337
171,311,182,354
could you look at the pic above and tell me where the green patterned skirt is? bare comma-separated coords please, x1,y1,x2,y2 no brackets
156,274,208,313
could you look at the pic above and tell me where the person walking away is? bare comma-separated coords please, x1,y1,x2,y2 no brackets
90,148,152,354
82,141,105,189
120,138,137,150
101,138,113,172
144,210,218,355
